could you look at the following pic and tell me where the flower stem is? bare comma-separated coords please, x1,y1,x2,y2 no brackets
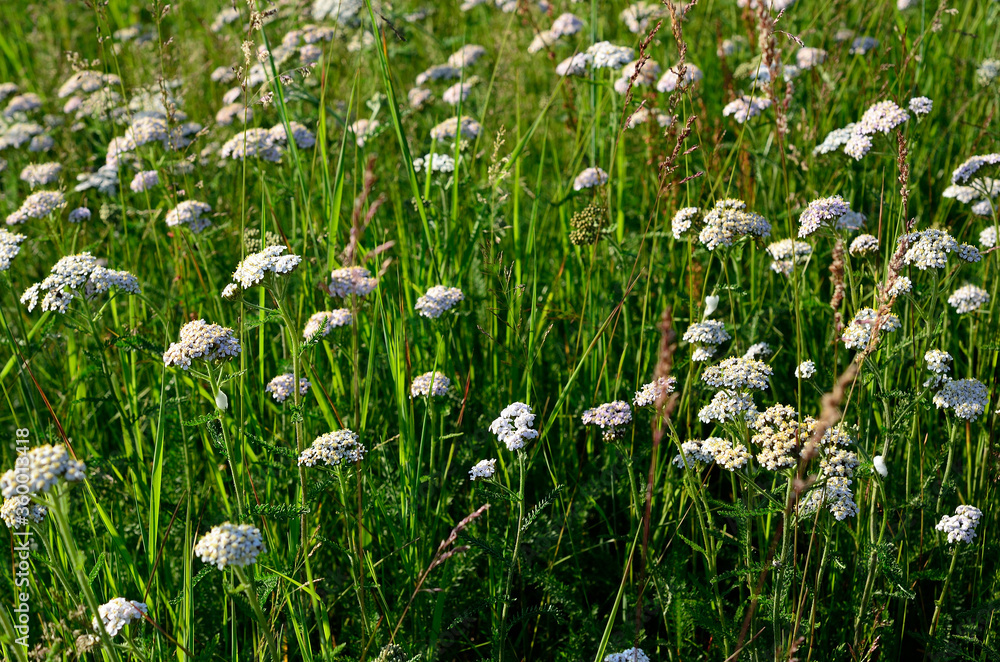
935,422,959,513
234,566,281,662
49,490,124,662
274,296,325,640
496,451,527,662
929,547,959,637
207,366,243,518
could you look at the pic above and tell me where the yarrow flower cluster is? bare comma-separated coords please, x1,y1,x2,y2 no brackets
976,59,1000,86
350,119,381,147
702,357,773,391
413,152,456,173
698,198,771,250
743,342,772,360
195,523,265,569
886,276,912,298
750,404,813,470
900,229,976,270
722,95,772,123
633,376,677,407
800,477,859,521
581,401,632,440
573,167,609,191
814,124,856,155
796,47,827,69
442,78,479,105
299,430,367,466
586,42,635,69
673,437,750,471
410,371,451,398
269,121,316,149
165,200,213,234
0,496,47,528
980,226,998,248
490,402,538,451
849,233,879,257
604,648,650,662
329,266,378,298
163,320,241,369
6,190,66,225
556,53,593,77
612,59,661,95
671,207,702,239
129,170,159,192
698,357,773,424
795,361,816,379
841,307,900,349
219,128,282,162
798,195,851,237
0,444,86,498
303,310,352,340
468,458,496,481
20,252,140,314
933,378,988,421
447,44,488,68
93,599,148,637
656,63,703,92
820,445,860,478
951,153,1000,185
683,320,731,361
20,162,61,187
68,207,91,223
415,285,464,318
766,239,812,276
935,505,983,544
943,178,1000,217
430,116,481,142
924,349,952,388
266,374,311,403
908,96,933,115
225,246,302,292
948,284,989,314
0,229,26,271
843,100,909,160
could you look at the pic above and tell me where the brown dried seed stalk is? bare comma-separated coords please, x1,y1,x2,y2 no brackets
828,237,846,325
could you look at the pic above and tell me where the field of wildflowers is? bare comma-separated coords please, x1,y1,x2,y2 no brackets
0,0,998,659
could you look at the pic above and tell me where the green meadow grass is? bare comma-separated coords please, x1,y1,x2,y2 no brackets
0,0,998,660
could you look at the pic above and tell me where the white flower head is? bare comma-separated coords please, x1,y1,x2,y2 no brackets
229,246,302,291
933,378,988,421
415,285,464,319
299,430,367,466
581,401,632,441
410,371,451,398
936,505,982,544
93,598,148,637
163,320,241,369
469,459,497,481
795,361,816,379
1,496,47,528
490,402,538,451
604,648,650,662
266,374,311,403
195,522,265,569
329,266,378,298
633,376,677,407
303,310,352,341
0,444,86,499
